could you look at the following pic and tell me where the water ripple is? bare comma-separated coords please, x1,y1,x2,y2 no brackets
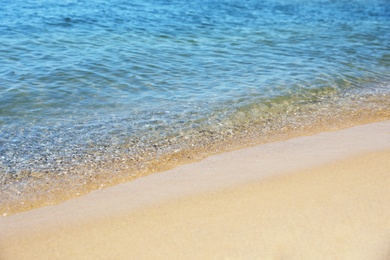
1,0,389,214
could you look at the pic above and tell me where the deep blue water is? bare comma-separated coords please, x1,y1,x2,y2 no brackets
1,0,389,213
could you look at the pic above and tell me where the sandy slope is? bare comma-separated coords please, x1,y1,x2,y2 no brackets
1,121,390,259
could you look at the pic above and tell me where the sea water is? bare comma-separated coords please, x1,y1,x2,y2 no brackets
1,0,389,214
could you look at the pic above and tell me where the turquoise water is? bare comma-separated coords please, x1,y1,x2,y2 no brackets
1,0,389,213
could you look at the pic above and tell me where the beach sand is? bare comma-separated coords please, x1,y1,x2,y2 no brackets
1,121,390,259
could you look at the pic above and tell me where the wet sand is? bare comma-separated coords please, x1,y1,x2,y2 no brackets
1,121,390,259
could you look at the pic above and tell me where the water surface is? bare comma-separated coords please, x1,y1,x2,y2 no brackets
1,0,389,214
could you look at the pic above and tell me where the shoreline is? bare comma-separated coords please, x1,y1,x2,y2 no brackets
1,120,390,259
2,109,390,216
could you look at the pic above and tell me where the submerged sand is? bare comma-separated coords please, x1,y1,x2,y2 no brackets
1,121,390,259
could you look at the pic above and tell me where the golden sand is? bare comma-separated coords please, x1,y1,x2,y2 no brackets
1,121,390,259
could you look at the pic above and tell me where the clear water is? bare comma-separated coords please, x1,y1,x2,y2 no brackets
1,0,389,214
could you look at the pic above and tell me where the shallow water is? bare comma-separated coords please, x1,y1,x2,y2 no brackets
1,0,389,214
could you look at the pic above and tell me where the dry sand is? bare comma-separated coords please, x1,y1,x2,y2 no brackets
1,121,390,259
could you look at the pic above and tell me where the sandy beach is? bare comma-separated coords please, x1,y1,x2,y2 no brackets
1,121,390,259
